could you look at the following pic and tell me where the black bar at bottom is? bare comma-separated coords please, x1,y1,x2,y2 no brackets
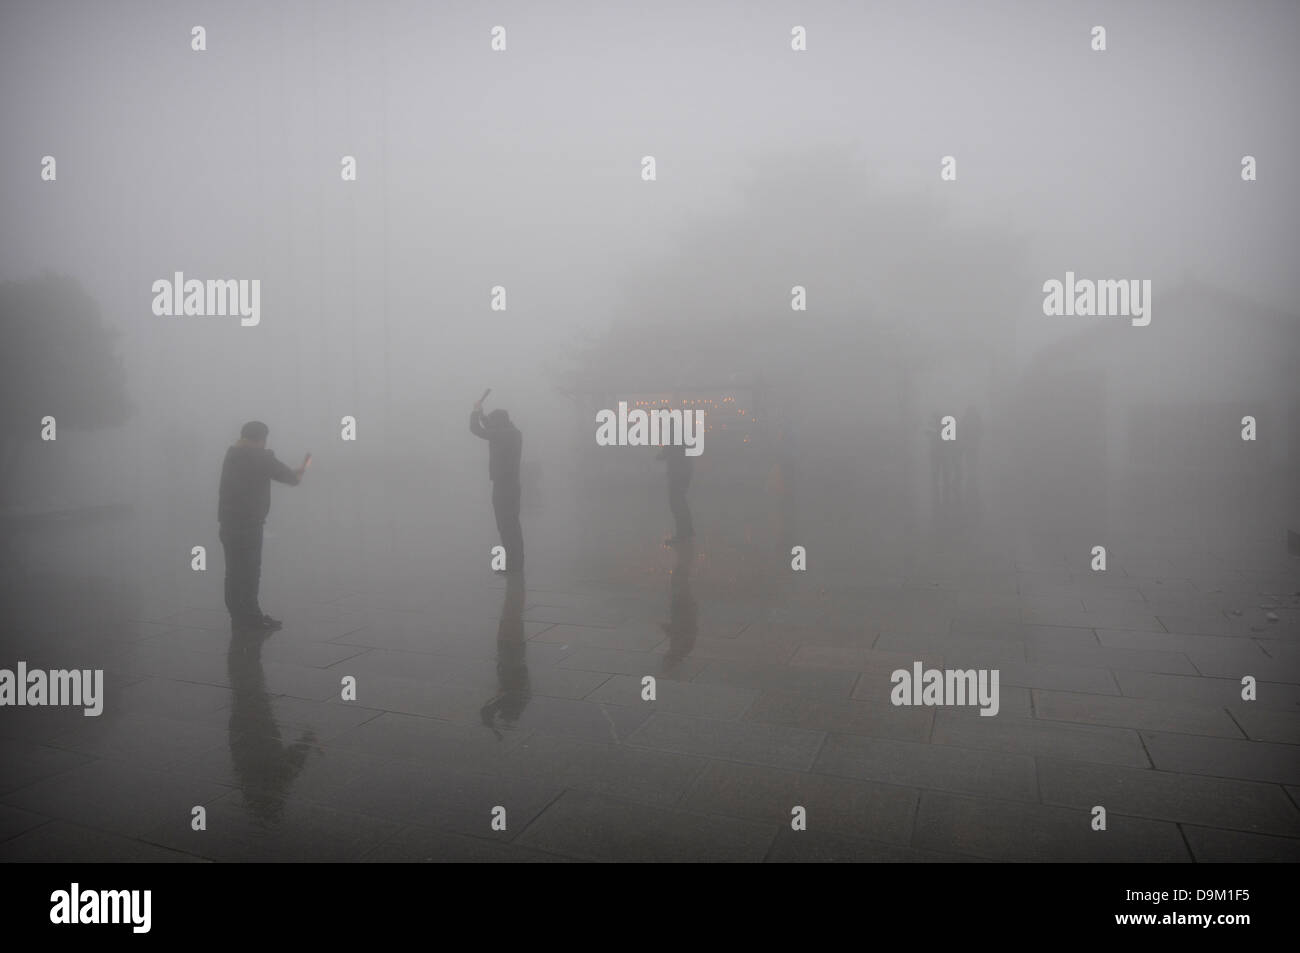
7,862,1284,941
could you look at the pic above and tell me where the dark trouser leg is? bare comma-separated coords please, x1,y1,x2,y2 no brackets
246,523,264,616
220,526,239,618
669,477,693,538
221,524,264,621
493,483,524,572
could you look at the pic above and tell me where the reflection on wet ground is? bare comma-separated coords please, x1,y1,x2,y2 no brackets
2,510,1299,862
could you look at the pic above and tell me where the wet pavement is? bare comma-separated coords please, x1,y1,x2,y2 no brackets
2,506,1298,862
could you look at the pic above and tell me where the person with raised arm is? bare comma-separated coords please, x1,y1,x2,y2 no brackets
470,391,524,574
217,421,307,629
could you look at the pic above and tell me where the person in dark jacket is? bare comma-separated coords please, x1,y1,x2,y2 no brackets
470,398,523,573
218,421,306,629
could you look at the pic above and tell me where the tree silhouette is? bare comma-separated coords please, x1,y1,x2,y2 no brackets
0,273,133,505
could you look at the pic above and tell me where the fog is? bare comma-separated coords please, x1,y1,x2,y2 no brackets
1,1,1297,864
4,0,1298,589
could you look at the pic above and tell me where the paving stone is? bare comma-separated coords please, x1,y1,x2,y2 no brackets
1141,731,1300,786
141,789,403,861
814,734,1038,801
327,759,561,840
681,759,918,845
533,623,664,652
1037,758,1300,836
0,821,208,862
0,804,50,843
361,825,570,862
558,646,705,681
1229,707,1300,745
585,673,756,719
0,739,94,796
1096,628,1268,656
692,659,860,696
45,712,230,769
913,792,1191,861
874,632,1026,665
1032,690,1244,737
327,711,530,769
787,645,944,672
995,660,1118,694
516,790,774,862
627,711,825,770
1028,643,1198,675
745,688,933,742
933,711,1148,767
480,733,707,807
1,760,231,839
1020,608,1165,632
1114,671,1300,710
1181,825,1300,862
766,828,980,862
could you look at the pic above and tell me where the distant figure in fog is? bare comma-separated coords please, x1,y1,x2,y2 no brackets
658,442,694,544
470,397,524,573
218,421,306,630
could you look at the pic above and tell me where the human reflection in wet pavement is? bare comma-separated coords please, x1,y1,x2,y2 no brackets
661,540,697,676
227,622,317,822
480,571,531,739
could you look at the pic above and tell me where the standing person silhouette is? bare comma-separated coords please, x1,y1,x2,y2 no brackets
658,442,694,544
470,395,524,574
217,421,307,630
